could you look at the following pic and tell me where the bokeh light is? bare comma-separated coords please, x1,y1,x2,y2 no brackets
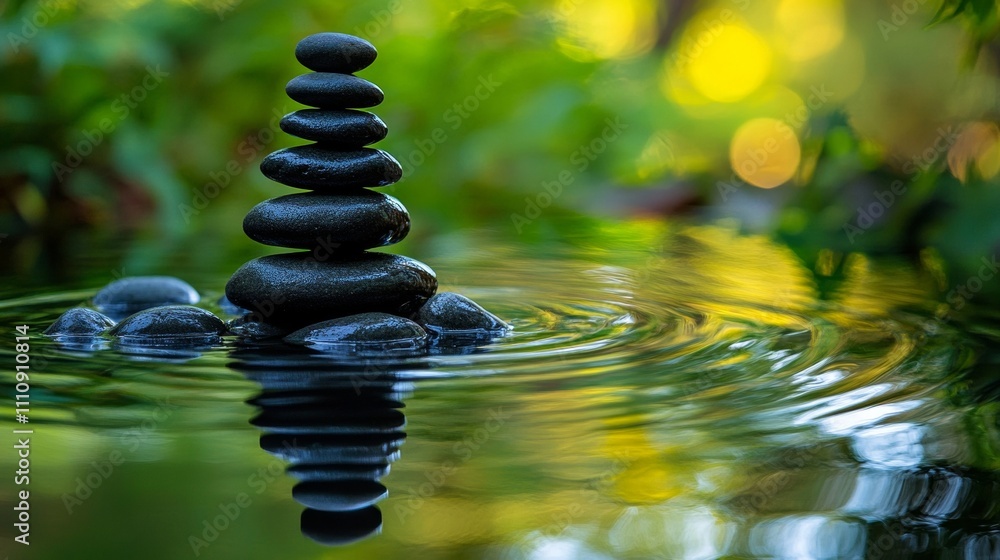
729,118,801,188
683,22,772,103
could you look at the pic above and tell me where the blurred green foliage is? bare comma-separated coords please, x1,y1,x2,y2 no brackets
2,0,1000,292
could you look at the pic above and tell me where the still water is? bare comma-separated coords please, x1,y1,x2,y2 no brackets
2,222,1000,559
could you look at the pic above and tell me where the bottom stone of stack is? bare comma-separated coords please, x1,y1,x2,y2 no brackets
225,252,437,329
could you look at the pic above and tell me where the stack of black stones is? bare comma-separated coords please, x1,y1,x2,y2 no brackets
224,32,506,348
43,32,506,352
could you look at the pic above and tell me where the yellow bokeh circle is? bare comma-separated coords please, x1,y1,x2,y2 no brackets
729,118,801,188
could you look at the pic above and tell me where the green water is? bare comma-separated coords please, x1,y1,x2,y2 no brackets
2,222,1000,559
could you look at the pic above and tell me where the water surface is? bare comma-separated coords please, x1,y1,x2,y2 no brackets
2,222,999,559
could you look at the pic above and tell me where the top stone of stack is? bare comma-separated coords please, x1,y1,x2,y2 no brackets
295,32,378,74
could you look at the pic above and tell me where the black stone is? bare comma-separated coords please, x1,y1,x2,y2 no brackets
260,145,402,190
416,292,510,334
225,253,437,328
280,109,387,147
301,506,382,546
110,305,227,346
286,73,383,108
295,33,378,74
93,276,199,320
293,480,388,511
243,192,409,251
227,314,290,340
44,308,115,336
284,312,428,351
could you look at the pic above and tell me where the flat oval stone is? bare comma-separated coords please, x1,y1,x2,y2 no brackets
293,480,388,511
243,192,409,251
44,308,115,336
280,109,387,147
295,33,378,74
286,73,383,108
284,312,428,350
110,305,227,346
226,253,437,328
93,276,199,320
416,292,511,334
260,145,402,190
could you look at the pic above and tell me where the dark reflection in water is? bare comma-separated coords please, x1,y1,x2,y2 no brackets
229,345,416,546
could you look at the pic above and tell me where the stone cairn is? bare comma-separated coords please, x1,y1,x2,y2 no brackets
226,32,508,345
44,34,505,349
225,32,435,333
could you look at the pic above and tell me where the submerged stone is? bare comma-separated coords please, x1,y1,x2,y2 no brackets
286,73,383,108
228,314,290,341
110,305,227,346
260,145,402,190
93,276,199,320
280,109,388,147
226,253,437,328
44,308,115,336
284,312,428,350
295,32,378,74
243,192,409,251
415,292,510,334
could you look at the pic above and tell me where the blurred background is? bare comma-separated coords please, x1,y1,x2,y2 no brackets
2,0,1000,300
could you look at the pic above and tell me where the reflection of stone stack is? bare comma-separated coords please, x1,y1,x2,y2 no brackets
226,33,436,329
235,348,408,546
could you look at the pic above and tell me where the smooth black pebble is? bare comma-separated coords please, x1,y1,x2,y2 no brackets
416,292,510,334
44,308,115,336
110,305,227,346
243,192,409,251
280,109,387,147
284,312,428,348
260,145,402,190
295,32,378,74
93,276,199,319
225,253,437,328
286,73,383,108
